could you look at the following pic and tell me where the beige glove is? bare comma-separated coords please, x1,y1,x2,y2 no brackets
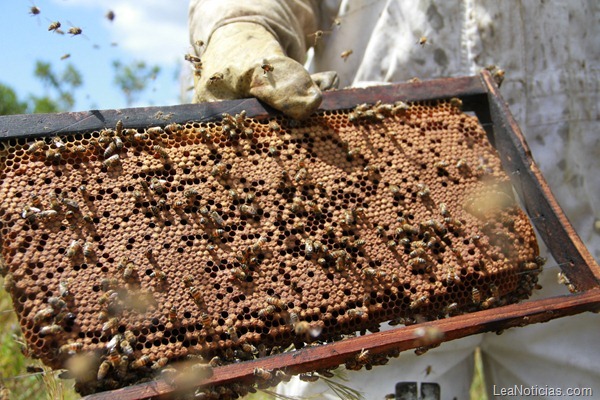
193,22,333,120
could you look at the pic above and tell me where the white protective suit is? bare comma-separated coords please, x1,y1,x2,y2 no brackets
189,1,600,398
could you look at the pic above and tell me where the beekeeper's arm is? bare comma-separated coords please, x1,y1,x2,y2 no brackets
188,0,341,120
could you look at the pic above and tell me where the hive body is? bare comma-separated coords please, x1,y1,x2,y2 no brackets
0,100,540,393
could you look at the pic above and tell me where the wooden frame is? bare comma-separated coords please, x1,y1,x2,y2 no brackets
2,71,599,399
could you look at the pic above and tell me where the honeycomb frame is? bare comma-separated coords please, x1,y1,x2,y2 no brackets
1,73,599,398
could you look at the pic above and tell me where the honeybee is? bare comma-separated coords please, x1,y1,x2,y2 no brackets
134,132,149,141
102,317,118,334
59,342,83,355
82,242,94,258
36,210,58,221
39,324,62,335
68,27,82,36
66,240,82,258
449,97,463,110
208,72,224,84
189,287,204,305
456,158,469,170
299,373,319,382
58,280,72,299
239,204,257,216
97,360,111,380
119,339,133,355
294,167,307,183
362,267,376,278
480,297,497,309
409,248,426,258
446,267,461,285
154,145,168,159
103,154,120,168
416,183,430,198
150,270,166,282
131,355,151,369
27,140,45,154
252,367,272,381
103,141,117,158
48,296,66,310
387,240,397,248
356,349,370,364
48,21,61,32
34,307,55,323
472,287,482,304
410,295,428,310
151,357,169,370
184,53,201,63
266,296,287,310
340,49,353,61
261,62,274,75
258,305,276,318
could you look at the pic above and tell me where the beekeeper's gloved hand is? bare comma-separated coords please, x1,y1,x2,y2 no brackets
189,1,339,120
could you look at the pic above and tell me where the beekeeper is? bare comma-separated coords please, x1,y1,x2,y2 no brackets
189,1,600,398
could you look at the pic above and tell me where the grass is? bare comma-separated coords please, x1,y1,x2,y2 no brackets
0,278,79,400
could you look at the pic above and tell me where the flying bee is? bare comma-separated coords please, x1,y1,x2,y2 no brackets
472,287,481,304
131,355,151,369
308,29,330,46
39,324,62,335
68,27,82,36
208,72,224,84
253,368,272,381
410,295,428,310
266,296,287,310
48,21,61,32
34,307,55,323
261,61,274,75
258,305,276,318
184,53,201,63
417,36,428,46
340,49,353,61
103,154,120,168
66,240,82,258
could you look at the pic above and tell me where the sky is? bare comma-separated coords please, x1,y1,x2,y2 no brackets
0,0,192,112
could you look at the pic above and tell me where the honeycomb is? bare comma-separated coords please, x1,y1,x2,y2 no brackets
0,99,541,394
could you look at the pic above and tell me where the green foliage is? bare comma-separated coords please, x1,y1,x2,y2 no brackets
0,84,28,115
112,60,161,106
33,61,82,111
0,279,79,399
